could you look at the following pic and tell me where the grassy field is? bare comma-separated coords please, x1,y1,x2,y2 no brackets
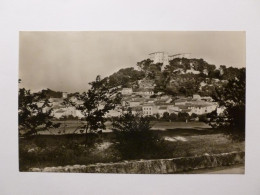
19,128,245,171
37,120,211,135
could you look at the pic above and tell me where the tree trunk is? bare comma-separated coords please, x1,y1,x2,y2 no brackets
85,124,89,147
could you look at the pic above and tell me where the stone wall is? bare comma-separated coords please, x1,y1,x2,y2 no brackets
29,151,245,174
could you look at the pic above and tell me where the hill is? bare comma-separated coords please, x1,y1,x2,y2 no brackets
105,57,244,97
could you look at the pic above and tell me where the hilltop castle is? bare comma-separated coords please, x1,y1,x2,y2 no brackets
148,52,191,69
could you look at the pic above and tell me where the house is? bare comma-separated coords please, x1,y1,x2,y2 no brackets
49,97,63,106
105,109,122,118
52,106,84,119
174,99,188,106
158,106,168,117
168,105,180,114
121,88,133,95
187,103,217,115
186,69,200,74
121,97,132,106
177,105,191,114
131,106,143,115
135,88,154,97
129,100,141,107
142,104,154,116
192,94,201,100
201,96,213,102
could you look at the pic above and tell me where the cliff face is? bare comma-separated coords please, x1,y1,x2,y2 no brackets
29,151,244,174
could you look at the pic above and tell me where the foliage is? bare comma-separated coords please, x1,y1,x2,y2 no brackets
169,113,178,121
19,132,244,171
208,68,246,140
137,59,163,79
199,114,208,122
41,88,63,98
106,67,145,88
19,134,119,171
190,113,198,119
76,75,122,146
18,88,60,136
178,112,190,122
162,112,170,121
220,65,241,80
112,109,163,159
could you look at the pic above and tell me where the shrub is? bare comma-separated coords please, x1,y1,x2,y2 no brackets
178,112,189,122
112,109,163,160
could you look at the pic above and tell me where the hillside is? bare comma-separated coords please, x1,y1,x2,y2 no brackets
105,57,244,97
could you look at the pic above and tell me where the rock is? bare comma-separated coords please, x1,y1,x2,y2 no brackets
28,151,245,174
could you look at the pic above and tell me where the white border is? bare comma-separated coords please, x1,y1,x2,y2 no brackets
1,0,260,194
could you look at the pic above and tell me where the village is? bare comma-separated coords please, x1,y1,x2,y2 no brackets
18,33,245,175
47,80,220,122
48,52,223,121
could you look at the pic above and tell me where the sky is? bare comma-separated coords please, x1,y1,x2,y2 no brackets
19,31,246,93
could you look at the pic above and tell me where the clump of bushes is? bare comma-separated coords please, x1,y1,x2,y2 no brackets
112,109,165,160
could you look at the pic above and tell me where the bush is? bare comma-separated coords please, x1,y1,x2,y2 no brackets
162,112,170,121
199,114,207,122
169,113,178,121
178,112,189,122
112,109,163,159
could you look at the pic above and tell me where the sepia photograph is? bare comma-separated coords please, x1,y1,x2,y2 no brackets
19,31,245,174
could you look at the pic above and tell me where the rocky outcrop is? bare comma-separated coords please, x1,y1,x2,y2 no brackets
29,151,245,174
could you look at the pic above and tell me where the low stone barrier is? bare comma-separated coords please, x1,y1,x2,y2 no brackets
29,151,245,174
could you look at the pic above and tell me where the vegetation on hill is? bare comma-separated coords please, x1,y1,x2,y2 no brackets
208,68,246,140
104,57,243,97
41,88,63,98
106,67,145,88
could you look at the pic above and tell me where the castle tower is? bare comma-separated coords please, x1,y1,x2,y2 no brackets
148,52,169,69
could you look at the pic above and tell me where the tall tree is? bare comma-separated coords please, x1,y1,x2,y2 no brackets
19,88,60,136
76,75,122,146
209,68,245,140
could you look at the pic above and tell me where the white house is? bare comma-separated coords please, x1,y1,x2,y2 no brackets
158,106,168,117
136,89,154,97
142,104,154,116
121,88,133,95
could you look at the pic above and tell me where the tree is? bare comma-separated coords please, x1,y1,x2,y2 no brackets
106,67,145,88
19,88,60,136
136,59,153,73
209,68,245,140
76,75,122,146
199,114,208,122
190,113,198,120
112,108,162,159
178,112,189,122
162,112,170,121
169,113,178,121
221,66,241,80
